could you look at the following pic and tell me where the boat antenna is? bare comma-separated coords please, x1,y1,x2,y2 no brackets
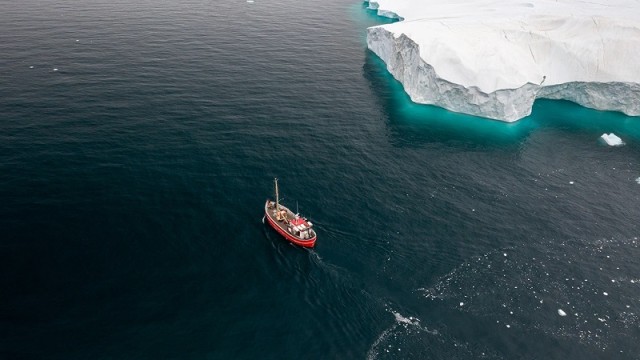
296,200,299,215
274,178,279,211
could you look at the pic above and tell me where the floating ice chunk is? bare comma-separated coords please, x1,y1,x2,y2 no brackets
558,309,567,316
569,181,574,184
29,66,34,69
506,324,511,328
603,292,609,296
635,177,640,184
53,68,58,71
460,302,464,306
600,133,624,146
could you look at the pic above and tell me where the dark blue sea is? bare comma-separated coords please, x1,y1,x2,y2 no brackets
1,0,640,359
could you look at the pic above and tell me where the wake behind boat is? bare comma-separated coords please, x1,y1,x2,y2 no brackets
264,178,317,248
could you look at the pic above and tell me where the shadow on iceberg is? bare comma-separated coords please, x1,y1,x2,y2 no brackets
362,50,536,149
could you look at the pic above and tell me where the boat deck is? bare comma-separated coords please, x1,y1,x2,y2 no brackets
265,200,316,240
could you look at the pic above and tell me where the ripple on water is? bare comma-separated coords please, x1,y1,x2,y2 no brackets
417,237,640,355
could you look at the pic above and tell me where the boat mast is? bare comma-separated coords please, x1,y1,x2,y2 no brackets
274,178,279,211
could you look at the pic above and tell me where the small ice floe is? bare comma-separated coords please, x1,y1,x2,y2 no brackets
635,177,640,184
558,309,567,316
603,292,609,296
76,39,79,42
53,68,58,71
459,302,464,307
506,324,511,328
600,133,624,146
569,181,574,185
29,65,34,69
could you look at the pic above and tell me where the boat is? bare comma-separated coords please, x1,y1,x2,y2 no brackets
264,178,317,248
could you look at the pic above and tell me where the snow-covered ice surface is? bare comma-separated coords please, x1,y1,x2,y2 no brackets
365,0,640,121
600,133,625,146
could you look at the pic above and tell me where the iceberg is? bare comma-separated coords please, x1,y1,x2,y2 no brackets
600,133,624,146
365,0,640,122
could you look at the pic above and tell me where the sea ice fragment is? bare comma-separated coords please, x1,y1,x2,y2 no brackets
600,133,624,146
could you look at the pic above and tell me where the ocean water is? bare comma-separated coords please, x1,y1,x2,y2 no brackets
1,0,639,359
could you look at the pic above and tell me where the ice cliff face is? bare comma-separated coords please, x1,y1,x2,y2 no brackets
365,0,640,122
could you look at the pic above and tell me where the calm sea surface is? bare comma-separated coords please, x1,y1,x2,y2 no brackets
1,0,639,359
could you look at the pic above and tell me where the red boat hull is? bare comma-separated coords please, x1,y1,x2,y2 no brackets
265,206,317,248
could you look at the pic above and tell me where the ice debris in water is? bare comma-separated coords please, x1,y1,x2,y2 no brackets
569,181,574,184
460,302,464,306
600,133,624,146
603,292,609,296
635,177,640,184
558,309,567,316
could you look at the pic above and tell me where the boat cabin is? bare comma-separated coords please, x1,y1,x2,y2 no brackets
287,216,314,240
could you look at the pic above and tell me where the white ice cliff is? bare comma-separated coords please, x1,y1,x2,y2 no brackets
365,0,640,121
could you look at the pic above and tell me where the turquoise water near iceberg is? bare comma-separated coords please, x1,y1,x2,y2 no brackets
1,1,639,359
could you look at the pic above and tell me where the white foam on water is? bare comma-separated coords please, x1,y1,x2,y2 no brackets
393,311,418,326
368,307,489,360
